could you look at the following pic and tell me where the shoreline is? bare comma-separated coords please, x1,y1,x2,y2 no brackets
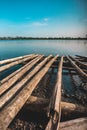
0,37,87,40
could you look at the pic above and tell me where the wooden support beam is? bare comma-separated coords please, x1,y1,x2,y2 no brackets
63,62,72,67
0,55,43,96
46,56,63,130
24,96,87,117
63,72,77,75
63,66,87,73
75,55,87,59
5,97,87,129
6,129,11,130
69,55,87,68
69,70,81,88
0,54,33,65
0,54,37,73
0,55,58,130
24,96,49,111
61,101,87,118
59,117,87,130
67,56,87,80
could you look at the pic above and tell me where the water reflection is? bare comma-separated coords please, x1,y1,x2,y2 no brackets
0,40,87,59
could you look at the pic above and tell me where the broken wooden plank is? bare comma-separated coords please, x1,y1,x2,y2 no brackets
0,54,33,65
0,55,58,130
0,54,38,73
0,55,52,109
46,56,63,130
67,56,87,80
59,117,87,130
0,55,43,96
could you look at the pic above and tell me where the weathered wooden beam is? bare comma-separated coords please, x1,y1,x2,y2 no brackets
5,97,87,130
24,96,87,117
76,58,87,62
63,66,87,73
67,56,87,80
61,101,87,118
75,55,87,59
0,55,42,84
46,56,63,130
0,55,43,96
63,62,72,67
69,55,87,68
0,54,37,73
7,94,86,122
75,57,85,61
6,129,11,130
0,54,33,65
24,96,49,111
0,55,58,130
69,70,81,88
0,55,52,109
59,117,87,130
63,72,77,75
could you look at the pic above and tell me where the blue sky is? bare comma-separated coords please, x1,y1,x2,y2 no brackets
0,0,87,37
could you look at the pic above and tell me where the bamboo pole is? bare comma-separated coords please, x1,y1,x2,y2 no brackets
0,54,33,65
46,56,63,130
67,56,87,80
0,55,52,109
0,55,58,130
59,117,87,130
0,55,41,84
0,55,43,96
0,54,37,73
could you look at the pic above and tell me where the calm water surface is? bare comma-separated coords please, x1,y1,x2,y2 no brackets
0,40,87,92
0,40,87,59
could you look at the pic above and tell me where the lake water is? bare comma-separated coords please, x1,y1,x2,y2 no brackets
0,40,87,60
0,40,87,93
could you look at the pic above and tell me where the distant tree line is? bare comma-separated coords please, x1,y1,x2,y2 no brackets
0,37,87,40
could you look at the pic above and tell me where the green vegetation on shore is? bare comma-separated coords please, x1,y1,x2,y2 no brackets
0,37,87,40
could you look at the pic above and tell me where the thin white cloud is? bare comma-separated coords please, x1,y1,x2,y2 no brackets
32,22,48,26
0,18,86,37
43,18,49,21
0,19,48,29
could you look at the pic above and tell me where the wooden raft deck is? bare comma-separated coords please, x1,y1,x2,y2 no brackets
0,54,87,130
